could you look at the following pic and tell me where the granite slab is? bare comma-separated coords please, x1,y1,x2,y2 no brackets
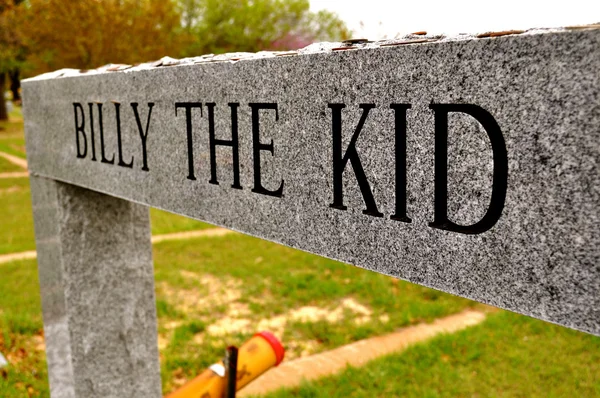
23,28,600,335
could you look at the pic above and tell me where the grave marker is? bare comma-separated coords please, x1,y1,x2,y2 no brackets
23,27,600,397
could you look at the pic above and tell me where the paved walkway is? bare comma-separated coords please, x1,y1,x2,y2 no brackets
0,171,28,179
0,228,235,264
239,309,487,396
0,151,28,169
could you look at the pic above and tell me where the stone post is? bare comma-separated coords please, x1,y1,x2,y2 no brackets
30,175,162,398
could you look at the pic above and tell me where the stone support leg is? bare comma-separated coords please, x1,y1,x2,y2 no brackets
30,176,161,398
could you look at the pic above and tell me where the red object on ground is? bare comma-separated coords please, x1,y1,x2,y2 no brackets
255,331,285,366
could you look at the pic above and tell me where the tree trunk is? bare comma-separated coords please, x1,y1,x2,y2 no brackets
0,73,8,121
9,69,20,102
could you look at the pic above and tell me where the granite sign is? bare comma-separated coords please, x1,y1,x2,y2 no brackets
23,27,599,397
70,101,507,233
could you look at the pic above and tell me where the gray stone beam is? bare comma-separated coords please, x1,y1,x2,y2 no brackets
23,28,600,336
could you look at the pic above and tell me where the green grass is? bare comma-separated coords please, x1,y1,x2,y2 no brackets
261,311,600,398
150,208,213,235
0,107,27,159
0,260,47,398
0,109,211,254
0,179,211,254
154,234,473,325
0,118,24,139
0,178,35,254
153,235,476,393
2,240,599,397
0,139,27,160
0,156,23,173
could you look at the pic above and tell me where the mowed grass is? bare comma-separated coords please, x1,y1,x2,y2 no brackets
261,311,600,398
0,178,35,255
0,237,475,397
0,260,47,397
0,177,210,255
0,107,27,159
0,156,23,173
153,235,475,393
2,240,599,397
0,136,27,160
150,208,214,235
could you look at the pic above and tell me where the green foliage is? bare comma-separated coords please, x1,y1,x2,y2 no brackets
150,208,213,235
22,0,188,74
1,0,349,78
0,1,26,73
182,0,350,55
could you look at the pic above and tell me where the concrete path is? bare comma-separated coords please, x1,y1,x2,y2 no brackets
0,250,37,264
151,228,233,243
0,171,28,179
239,309,486,396
0,151,28,169
0,228,235,264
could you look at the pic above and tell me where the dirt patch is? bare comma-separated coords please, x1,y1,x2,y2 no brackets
151,228,233,243
159,273,383,359
285,339,320,358
207,318,252,336
164,320,183,330
0,171,28,179
199,299,378,343
157,271,243,315
157,334,169,351
287,298,373,326
0,250,37,265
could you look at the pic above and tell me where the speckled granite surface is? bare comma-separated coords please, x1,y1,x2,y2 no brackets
24,27,600,335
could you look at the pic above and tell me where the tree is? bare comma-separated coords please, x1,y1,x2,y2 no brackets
21,0,190,75
181,0,350,55
11,0,349,100
0,0,25,120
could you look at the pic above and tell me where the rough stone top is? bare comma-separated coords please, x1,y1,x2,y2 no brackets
25,24,599,82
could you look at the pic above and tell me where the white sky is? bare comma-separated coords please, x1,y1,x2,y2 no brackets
310,0,600,39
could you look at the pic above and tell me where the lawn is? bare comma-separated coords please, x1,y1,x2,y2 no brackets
1,108,599,397
153,234,475,393
262,311,600,397
0,177,210,255
2,239,599,397
0,107,26,159
0,177,34,254
0,156,23,173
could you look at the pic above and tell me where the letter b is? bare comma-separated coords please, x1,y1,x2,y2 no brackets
73,103,87,159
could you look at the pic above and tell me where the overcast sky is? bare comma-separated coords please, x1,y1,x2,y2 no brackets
310,0,600,39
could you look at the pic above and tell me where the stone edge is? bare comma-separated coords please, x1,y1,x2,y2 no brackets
22,24,599,82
